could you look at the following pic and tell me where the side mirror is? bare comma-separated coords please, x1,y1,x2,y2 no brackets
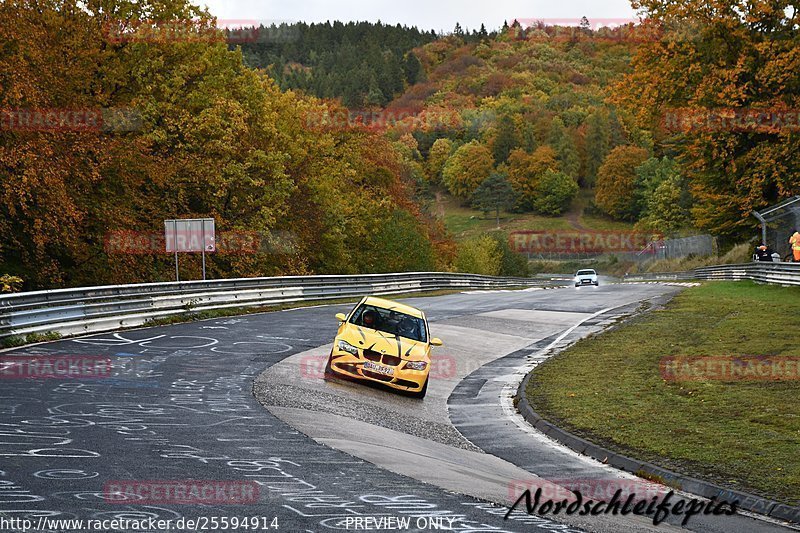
430,337,443,346
335,313,347,322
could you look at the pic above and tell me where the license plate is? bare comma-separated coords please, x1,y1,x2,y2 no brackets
363,361,394,376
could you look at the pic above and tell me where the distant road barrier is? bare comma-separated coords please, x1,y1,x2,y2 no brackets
624,262,800,286
622,271,697,281
0,272,552,340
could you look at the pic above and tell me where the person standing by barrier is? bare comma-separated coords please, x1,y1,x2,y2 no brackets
791,229,800,262
755,244,774,262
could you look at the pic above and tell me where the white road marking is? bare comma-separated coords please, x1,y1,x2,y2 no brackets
499,305,616,442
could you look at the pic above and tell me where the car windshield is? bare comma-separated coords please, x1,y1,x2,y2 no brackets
349,304,427,343
577,270,596,276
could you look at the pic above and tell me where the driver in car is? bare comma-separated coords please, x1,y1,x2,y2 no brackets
362,309,378,328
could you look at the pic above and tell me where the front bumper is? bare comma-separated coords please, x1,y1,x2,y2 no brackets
328,350,428,392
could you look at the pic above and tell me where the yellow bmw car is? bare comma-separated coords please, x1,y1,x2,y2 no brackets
324,296,443,398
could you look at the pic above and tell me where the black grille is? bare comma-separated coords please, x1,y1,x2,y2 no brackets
382,354,402,367
363,350,382,362
363,349,402,367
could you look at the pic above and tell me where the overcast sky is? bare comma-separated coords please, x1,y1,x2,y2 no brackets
195,0,640,34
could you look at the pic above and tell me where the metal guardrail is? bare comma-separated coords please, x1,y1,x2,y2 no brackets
622,271,697,281
0,272,553,340
624,262,800,285
7,263,794,342
694,262,800,285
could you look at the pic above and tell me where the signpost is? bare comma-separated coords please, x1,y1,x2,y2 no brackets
164,218,215,281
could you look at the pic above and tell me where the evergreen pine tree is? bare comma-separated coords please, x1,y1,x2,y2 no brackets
549,117,580,180
585,110,611,186
492,114,518,165
403,53,422,85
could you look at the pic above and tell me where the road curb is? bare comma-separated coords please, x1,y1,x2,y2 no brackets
515,371,800,525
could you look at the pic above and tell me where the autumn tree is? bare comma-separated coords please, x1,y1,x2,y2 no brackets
506,146,559,210
0,274,23,293
633,156,685,219
595,145,650,220
531,170,579,216
636,175,692,235
442,141,494,198
0,0,445,288
454,235,501,275
487,232,530,277
363,210,435,272
614,0,800,238
426,137,454,183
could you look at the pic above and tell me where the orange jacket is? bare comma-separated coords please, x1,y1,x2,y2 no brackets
791,232,800,250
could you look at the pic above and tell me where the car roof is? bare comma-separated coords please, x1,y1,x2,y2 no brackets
362,296,424,318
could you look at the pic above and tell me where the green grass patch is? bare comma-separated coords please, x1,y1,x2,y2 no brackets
1,331,62,349
439,190,635,241
578,213,636,231
442,202,571,240
527,281,800,505
443,211,566,238
573,189,635,231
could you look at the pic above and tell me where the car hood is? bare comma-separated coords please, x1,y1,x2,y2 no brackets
339,323,428,360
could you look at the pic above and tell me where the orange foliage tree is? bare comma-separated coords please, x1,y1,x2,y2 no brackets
441,141,494,199
0,0,443,288
505,146,560,210
595,146,650,220
614,0,800,237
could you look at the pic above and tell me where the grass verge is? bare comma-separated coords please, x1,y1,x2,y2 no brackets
526,281,800,505
1,331,62,349
627,243,753,274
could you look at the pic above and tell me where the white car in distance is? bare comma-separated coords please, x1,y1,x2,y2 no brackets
574,269,599,287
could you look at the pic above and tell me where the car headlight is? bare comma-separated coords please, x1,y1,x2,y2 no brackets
337,340,359,355
405,361,428,371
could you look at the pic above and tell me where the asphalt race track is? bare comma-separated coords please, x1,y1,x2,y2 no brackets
0,284,795,533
